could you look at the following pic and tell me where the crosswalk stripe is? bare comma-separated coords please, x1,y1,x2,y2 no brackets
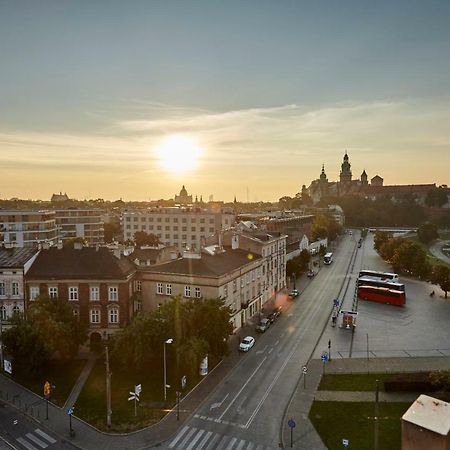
168,425,190,448
16,438,38,450
246,443,254,450
205,433,220,450
197,431,213,450
185,429,205,450
216,435,231,450
178,427,197,449
25,434,47,448
255,445,263,450
235,440,246,450
34,430,56,444
225,437,237,450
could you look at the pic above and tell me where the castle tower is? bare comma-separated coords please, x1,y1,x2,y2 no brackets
340,151,352,186
361,169,368,186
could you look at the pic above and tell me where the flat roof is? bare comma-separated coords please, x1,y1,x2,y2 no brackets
402,395,450,436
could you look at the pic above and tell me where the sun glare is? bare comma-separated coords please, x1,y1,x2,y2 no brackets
156,135,202,174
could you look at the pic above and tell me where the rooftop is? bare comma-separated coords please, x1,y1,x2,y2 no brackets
0,247,39,268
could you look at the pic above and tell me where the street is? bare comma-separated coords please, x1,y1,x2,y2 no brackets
156,234,357,449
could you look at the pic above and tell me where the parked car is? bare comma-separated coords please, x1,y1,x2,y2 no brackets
256,318,271,332
268,307,282,323
239,336,255,352
289,288,299,299
307,270,315,278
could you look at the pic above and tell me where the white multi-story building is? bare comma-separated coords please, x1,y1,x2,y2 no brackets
0,247,39,324
54,208,105,245
122,207,235,251
0,211,58,248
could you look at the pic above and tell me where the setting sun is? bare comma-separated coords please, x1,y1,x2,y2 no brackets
155,135,202,174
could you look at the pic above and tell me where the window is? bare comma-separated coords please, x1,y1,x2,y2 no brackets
166,284,172,295
209,219,214,224
182,226,187,231
191,227,196,231
11,282,19,296
224,285,228,297
108,286,118,301
90,309,100,324
233,280,237,292
194,287,201,298
165,226,170,231
69,287,78,301
0,305,6,320
135,280,142,292
109,308,119,324
12,304,20,315
157,283,163,294
90,286,99,301
48,286,58,299
165,218,170,223
209,227,214,233
0,282,5,296
30,286,39,300
184,286,191,297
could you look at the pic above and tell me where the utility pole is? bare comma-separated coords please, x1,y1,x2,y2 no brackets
105,345,112,428
374,379,379,450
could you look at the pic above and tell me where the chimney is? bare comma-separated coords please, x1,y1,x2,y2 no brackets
74,242,83,250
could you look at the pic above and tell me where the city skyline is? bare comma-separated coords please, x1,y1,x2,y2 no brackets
1,0,450,201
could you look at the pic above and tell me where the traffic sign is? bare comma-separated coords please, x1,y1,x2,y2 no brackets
287,418,296,428
44,381,51,399
321,353,329,363
67,407,74,415
135,384,142,395
342,438,349,448
302,365,308,374
181,375,187,390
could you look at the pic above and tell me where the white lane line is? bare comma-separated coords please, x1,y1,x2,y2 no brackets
210,393,229,410
168,425,190,448
235,440,246,450
216,435,230,450
185,429,205,450
34,430,56,444
197,431,213,450
246,443,255,450
25,434,47,448
268,348,273,354
255,445,264,450
225,437,237,450
16,438,38,450
274,340,280,346
177,427,197,449
218,356,267,420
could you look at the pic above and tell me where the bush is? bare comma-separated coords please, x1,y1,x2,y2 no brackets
384,372,434,392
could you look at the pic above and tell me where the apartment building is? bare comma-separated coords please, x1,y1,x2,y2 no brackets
54,208,105,245
0,210,58,248
25,245,136,345
0,248,39,324
122,207,235,251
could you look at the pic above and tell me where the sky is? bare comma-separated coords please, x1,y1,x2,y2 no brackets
1,0,450,202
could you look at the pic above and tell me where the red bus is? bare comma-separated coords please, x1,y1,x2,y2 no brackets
358,285,406,306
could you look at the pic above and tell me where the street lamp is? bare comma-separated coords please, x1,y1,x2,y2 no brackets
163,338,173,401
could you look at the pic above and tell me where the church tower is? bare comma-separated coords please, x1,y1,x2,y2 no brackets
360,169,368,186
319,164,328,199
339,151,352,187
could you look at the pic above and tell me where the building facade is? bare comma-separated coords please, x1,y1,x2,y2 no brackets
122,207,235,251
0,210,58,248
0,248,39,324
25,246,137,343
54,208,105,245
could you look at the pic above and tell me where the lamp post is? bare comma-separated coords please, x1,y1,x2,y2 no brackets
163,338,173,402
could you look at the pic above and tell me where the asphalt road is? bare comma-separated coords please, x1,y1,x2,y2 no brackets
157,235,357,450
0,402,77,450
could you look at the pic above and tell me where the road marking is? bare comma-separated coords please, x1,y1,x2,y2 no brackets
25,434,47,448
168,425,190,448
205,433,220,450
235,440,246,450
274,340,280,346
216,435,230,450
197,431,213,450
268,348,273,354
34,430,56,444
218,356,267,420
185,429,205,450
210,393,229,410
178,427,197,449
246,444,254,450
16,438,38,450
225,437,237,450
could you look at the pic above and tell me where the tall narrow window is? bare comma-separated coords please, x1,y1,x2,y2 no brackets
108,286,118,301
90,309,100,324
90,286,99,301
157,283,163,294
194,287,201,298
109,308,119,324
184,286,191,297
48,286,58,299
166,284,172,295
11,282,19,296
0,282,5,296
68,287,78,301
30,286,39,300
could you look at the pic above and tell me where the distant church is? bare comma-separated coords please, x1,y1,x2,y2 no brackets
174,185,205,206
305,152,435,204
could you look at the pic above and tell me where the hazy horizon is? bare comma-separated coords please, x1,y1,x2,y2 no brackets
1,1,449,201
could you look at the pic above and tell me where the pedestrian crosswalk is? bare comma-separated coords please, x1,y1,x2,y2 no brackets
16,428,56,450
168,425,275,450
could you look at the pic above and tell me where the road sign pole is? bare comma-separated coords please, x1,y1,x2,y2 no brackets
134,396,137,417
46,398,48,420
304,372,306,389
290,426,293,448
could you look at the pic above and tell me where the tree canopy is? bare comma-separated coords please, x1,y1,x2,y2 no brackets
431,265,450,298
312,214,342,241
417,223,439,244
133,231,161,247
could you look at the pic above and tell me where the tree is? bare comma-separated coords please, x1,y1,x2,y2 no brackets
104,222,121,243
28,296,87,358
391,241,431,279
133,231,161,247
431,265,450,298
312,214,342,241
2,315,49,375
374,231,391,253
417,223,439,244
379,237,403,261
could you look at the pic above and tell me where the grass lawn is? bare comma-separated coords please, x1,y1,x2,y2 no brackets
76,354,220,432
310,401,410,450
14,359,86,407
318,373,393,391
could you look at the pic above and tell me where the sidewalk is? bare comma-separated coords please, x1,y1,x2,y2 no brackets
282,356,450,449
0,313,275,450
